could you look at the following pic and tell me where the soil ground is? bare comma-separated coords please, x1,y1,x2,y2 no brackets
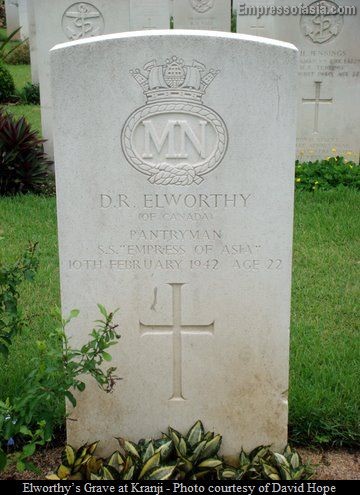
0,447,359,480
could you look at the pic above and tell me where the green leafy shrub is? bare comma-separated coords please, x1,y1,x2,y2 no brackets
0,110,52,195
219,445,313,480
49,422,313,481
0,27,25,63
0,61,15,102
295,156,359,191
5,41,30,65
0,305,121,473
18,82,40,105
0,2,5,29
0,242,38,358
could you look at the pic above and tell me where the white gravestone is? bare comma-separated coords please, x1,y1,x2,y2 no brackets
5,0,21,39
173,0,231,31
18,0,29,40
51,31,298,455
236,0,360,163
27,0,39,84
236,0,276,37
130,0,170,31
34,0,131,159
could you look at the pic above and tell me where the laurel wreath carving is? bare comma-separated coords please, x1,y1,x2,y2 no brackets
121,102,228,186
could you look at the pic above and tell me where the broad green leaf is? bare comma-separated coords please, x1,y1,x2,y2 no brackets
168,427,181,447
100,466,116,480
177,455,193,473
122,465,135,480
87,441,99,455
22,443,36,457
187,420,204,447
220,468,237,479
57,464,71,479
189,440,206,463
156,440,173,461
145,465,176,480
65,391,77,408
250,445,270,462
77,382,86,392
203,431,214,442
290,452,300,469
19,425,32,436
17,460,26,472
274,453,288,467
62,445,75,467
119,439,140,459
198,458,222,469
178,437,187,457
199,434,222,460
102,351,112,362
143,441,155,463
107,451,124,468
139,452,161,479
279,466,292,480
97,304,108,318
262,463,280,478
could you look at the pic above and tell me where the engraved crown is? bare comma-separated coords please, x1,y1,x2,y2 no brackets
130,56,219,103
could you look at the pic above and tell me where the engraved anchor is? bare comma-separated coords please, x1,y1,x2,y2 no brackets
312,14,332,40
65,3,101,40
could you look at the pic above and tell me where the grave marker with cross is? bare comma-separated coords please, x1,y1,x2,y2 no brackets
139,283,214,401
302,81,333,133
250,17,265,36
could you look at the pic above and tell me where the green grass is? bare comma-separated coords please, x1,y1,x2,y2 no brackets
4,103,42,134
5,63,31,89
0,195,60,415
289,189,360,446
1,59,42,135
0,191,359,446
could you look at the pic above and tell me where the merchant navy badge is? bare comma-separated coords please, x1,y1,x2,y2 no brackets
189,0,215,14
121,56,228,186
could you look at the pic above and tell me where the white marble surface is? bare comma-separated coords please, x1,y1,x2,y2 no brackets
5,0,20,39
51,30,298,456
130,0,170,30
173,0,231,31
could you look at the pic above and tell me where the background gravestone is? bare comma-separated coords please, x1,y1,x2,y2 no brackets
4,0,20,39
236,0,360,163
51,31,298,455
27,0,38,83
130,0,170,30
18,0,28,39
173,0,231,31
34,0,131,159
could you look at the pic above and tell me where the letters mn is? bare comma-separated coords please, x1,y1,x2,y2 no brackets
142,119,208,159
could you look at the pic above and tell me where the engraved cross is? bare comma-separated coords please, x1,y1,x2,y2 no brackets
144,17,156,30
139,283,214,401
250,18,265,36
302,81,333,133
